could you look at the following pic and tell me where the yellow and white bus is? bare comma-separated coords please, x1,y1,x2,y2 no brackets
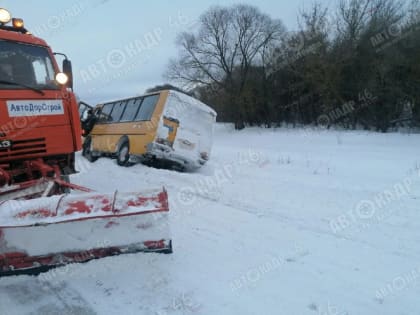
82,90,217,171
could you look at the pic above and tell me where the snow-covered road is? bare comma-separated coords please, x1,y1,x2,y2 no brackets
1,125,420,315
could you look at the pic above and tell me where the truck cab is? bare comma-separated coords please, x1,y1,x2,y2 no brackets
0,8,81,186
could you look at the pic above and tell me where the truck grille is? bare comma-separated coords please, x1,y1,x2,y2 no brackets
0,138,47,160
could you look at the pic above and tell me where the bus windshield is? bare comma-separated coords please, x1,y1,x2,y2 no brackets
0,40,59,90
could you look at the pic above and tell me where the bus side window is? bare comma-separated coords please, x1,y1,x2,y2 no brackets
110,101,127,122
99,103,114,123
135,94,159,121
120,97,142,122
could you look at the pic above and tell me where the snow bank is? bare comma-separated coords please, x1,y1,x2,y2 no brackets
1,125,419,315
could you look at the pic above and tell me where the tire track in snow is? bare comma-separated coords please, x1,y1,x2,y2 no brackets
0,278,97,315
130,165,420,261
192,193,420,260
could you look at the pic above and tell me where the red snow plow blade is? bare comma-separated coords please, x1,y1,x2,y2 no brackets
0,188,171,277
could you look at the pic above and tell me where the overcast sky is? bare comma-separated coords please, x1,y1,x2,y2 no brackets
2,0,332,104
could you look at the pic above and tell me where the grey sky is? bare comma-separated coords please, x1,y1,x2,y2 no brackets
2,0,329,104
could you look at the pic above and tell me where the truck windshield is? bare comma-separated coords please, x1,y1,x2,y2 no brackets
0,40,59,90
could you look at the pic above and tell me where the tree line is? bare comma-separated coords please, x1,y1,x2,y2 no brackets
164,0,420,131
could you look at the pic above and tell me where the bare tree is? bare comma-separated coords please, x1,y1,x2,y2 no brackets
336,0,405,42
336,0,373,43
298,2,329,40
165,1,417,131
166,4,285,128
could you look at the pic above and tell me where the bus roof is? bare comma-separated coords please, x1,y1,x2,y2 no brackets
168,90,217,117
98,89,217,117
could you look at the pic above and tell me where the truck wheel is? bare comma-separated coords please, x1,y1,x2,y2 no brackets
82,137,98,163
117,141,130,166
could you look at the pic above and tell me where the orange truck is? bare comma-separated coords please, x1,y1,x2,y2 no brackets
0,8,171,276
0,12,81,193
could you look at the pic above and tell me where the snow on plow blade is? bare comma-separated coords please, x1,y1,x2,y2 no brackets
0,188,171,276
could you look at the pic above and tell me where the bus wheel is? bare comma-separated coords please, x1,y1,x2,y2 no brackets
83,136,98,163
117,141,130,166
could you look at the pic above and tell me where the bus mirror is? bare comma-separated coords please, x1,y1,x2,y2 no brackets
62,59,73,89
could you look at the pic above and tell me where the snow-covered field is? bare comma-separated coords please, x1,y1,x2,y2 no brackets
1,125,420,315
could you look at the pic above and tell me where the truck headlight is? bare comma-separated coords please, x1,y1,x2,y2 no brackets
0,8,11,24
55,72,69,85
